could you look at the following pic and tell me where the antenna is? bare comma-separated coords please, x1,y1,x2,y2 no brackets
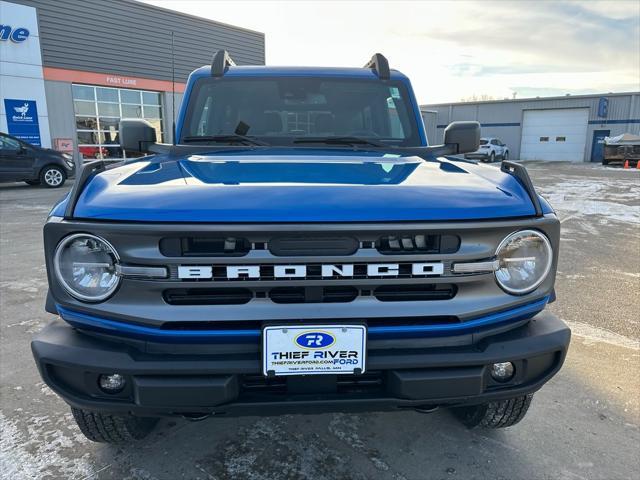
171,31,176,146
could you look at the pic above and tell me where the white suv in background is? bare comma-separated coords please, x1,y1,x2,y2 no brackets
464,137,509,162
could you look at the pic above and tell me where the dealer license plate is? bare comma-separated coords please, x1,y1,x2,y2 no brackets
263,325,366,376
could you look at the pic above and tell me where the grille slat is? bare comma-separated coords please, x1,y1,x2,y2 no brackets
164,288,252,305
374,284,457,302
163,285,455,305
160,237,251,257
376,234,460,255
269,287,359,304
269,236,359,256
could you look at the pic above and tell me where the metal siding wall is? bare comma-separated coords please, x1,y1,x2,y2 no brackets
43,80,78,159
450,105,478,122
476,102,523,158
421,111,437,145
422,92,639,161
13,0,265,83
631,93,640,123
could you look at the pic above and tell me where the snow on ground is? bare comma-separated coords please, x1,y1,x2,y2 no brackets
0,410,97,480
537,177,640,225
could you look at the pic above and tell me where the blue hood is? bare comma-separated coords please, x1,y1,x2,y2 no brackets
65,149,541,222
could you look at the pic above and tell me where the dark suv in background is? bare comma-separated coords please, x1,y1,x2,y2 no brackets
0,132,75,188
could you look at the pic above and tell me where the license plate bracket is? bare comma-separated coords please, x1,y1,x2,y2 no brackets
262,325,366,377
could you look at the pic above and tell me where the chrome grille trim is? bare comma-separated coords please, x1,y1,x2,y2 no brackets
452,260,499,274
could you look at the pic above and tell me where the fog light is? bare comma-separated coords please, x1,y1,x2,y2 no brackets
98,373,126,393
490,362,515,382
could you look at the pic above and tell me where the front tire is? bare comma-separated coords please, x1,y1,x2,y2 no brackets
71,407,158,443
489,152,496,163
452,394,533,429
503,151,509,161
40,165,66,188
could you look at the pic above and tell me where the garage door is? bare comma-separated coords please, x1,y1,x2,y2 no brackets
520,108,589,161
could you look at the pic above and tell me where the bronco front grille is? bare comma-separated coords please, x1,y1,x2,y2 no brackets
46,218,557,326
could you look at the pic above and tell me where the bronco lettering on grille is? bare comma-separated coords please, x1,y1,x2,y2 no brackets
177,263,444,280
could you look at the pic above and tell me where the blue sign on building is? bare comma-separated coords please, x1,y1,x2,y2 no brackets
0,25,30,42
4,99,41,146
597,97,609,118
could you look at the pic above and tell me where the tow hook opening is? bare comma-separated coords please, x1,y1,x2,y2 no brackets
414,405,440,414
180,412,215,422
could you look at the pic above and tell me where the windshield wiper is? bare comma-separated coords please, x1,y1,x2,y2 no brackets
293,136,387,148
182,135,269,146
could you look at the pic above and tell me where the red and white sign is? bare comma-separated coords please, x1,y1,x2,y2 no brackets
43,67,185,93
54,138,73,152
105,75,138,87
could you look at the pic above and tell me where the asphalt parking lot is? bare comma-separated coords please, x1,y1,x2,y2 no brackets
1,162,638,480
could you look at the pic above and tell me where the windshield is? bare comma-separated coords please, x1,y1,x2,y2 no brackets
180,76,420,147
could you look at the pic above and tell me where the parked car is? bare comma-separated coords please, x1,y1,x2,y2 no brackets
79,145,108,160
32,52,569,443
0,132,75,188
464,137,509,162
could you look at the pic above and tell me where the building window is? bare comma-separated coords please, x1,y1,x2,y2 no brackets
539,136,549,142
72,84,163,160
556,136,566,142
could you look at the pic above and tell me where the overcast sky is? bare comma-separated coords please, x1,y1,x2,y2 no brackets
142,0,640,104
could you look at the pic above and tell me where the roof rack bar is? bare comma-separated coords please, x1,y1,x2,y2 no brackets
64,160,105,219
211,50,236,77
501,161,543,217
364,53,390,80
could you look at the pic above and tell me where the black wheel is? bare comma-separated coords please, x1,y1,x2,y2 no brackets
71,407,158,443
489,152,496,163
452,394,533,429
40,165,66,188
503,151,509,161
24,179,41,186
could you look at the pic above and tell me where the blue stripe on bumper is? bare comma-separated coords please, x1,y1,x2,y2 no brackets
56,296,549,343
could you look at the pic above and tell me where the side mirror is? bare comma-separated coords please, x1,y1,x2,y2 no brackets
443,121,480,154
119,119,157,154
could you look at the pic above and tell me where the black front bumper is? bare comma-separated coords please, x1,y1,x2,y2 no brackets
32,312,570,417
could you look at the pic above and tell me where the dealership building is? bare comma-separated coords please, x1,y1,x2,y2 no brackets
422,92,640,162
1,0,264,160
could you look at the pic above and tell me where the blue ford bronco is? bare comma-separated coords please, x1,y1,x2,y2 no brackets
32,52,570,443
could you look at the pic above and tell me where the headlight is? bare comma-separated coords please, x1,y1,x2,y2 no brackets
494,230,552,295
54,234,120,302
62,153,74,168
